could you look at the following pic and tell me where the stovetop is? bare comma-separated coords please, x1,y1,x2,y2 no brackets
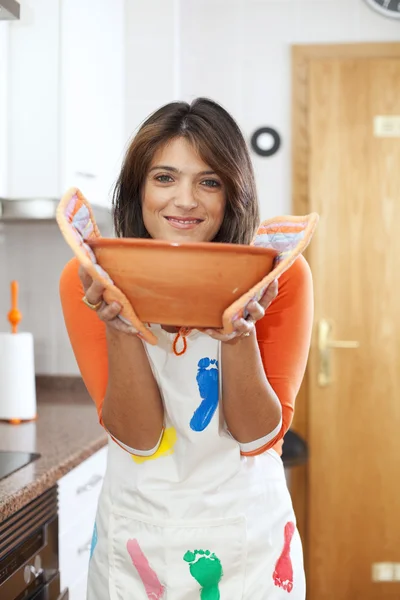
0,450,40,480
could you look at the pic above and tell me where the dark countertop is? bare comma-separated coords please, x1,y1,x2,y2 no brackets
0,377,107,523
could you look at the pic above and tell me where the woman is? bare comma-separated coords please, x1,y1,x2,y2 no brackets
60,98,313,600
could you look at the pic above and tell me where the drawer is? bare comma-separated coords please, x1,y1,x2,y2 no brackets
59,512,94,592
59,447,107,536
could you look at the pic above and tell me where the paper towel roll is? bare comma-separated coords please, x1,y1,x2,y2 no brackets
0,332,36,421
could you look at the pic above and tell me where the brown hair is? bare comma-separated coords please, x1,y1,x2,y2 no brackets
112,98,259,245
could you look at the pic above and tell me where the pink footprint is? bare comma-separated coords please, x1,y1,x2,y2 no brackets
273,521,295,593
127,539,165,599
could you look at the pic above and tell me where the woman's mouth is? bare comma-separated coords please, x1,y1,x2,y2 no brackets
164,216,204,230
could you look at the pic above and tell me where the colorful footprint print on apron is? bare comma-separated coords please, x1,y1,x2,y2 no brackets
184,549,223,600
273,521,295,593
190,358,219,432
127,539,165,599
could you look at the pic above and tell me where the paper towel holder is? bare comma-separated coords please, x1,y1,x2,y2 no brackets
0,280,37,424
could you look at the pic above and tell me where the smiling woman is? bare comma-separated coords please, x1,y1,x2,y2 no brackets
59,97,313,600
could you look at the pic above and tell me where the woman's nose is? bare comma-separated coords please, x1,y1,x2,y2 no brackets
173,183,198,210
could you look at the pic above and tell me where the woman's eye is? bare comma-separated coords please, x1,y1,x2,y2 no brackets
201,179,221,188
156,175,174,183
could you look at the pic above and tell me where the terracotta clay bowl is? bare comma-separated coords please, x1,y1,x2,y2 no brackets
88,238,278,329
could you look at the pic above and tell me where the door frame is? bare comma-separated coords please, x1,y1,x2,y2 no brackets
290,40,400,567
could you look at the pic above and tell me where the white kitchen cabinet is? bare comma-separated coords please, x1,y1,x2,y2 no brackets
69,572,89,600
60,0,125,207
0,23,9,197
6,0,61,200
59,446,108,599
3,0,124,207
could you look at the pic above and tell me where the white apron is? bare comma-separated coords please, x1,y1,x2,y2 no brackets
87,326,305,600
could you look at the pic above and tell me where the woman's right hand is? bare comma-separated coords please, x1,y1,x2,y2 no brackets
79,265,137,335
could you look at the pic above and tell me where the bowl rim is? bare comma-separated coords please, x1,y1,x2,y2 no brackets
88,236,278,257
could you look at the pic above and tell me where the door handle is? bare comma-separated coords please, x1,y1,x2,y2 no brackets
318,318,360,386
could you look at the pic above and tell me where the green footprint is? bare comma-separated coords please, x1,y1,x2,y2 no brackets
183,549,223,600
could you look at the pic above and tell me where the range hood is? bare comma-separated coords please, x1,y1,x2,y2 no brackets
0,197,112,226
0,0,20,20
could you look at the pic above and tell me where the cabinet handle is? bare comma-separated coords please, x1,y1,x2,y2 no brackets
76,474,103,495
24,555,43,583
77,539,92,555
75,171,97,179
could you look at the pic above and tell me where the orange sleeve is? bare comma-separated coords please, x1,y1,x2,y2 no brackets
241,255,314,457
59,258,108,424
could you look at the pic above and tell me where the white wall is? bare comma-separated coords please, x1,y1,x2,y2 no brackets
126,0,400,218
125,0,179,140
0,222,78,373
1,0,399,374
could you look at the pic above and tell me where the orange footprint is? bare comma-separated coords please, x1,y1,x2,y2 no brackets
131,427,177,464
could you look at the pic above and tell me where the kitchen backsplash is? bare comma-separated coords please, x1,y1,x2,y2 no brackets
0,218,112,375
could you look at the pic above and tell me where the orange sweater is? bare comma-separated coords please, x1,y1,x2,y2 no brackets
60,255,313,456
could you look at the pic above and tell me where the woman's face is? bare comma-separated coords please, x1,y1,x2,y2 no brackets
142,137,226,243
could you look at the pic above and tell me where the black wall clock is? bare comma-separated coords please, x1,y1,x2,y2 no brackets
364,0,400,18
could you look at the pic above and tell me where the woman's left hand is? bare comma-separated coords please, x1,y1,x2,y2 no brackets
204,279,278,342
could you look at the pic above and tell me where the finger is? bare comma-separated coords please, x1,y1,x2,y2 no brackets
259,279,279,309
78,265,93,291
204,329,223,340
97,301,121,322
85,279,106,305
107,318,138,335
231,318,254,336
204,329,238,342
245,300,265,322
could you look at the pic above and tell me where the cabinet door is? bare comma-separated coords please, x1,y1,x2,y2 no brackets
60,0,125,207
6,0,60,199
0,23,9,197
59,447,108,594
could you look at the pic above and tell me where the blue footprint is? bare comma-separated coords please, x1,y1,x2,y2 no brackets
190,358,219,432
90,521,98,559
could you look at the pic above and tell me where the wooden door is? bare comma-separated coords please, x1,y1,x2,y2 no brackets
292,47,400,600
